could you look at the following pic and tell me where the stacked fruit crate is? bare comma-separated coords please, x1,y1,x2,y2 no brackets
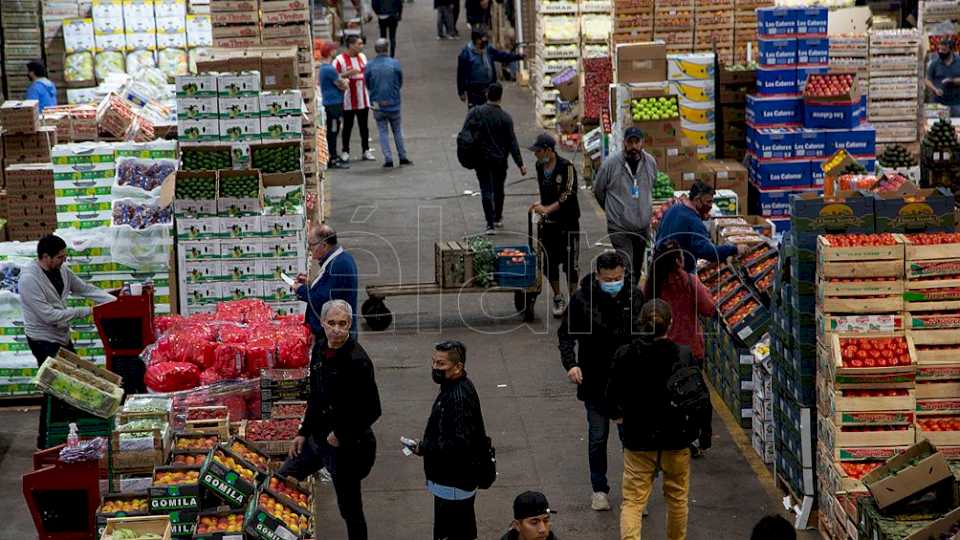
41,1,88,106
654,0,694,55
732,0,771,64
534,0,578,128
611,0,653,46
829,33,868,83
668,53,716,159
903,233,960,460
3,0,43,100
579,0,612,59
868,29,921,144
694,0,734,65
752,338,774,464
209,0,259,49
717,66,755,160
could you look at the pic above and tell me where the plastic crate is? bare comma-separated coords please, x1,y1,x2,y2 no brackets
494,245,537,288
45,396,115,446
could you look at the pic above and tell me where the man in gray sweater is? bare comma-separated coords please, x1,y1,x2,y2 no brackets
21,234,113,447
593,127,656,284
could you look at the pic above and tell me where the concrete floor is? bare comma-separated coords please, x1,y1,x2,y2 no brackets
0,3,816,539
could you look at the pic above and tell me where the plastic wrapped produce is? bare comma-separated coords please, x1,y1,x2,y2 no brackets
110,224,173,271
126,50,156,74
199,368,223,386
244,338,276,378
157,48,189,78
95,51,125,80
113,157,178,198
154,315,184,336
276,330,310,369
213,343,244,379
145,361,201,392
111,198,173,229
65,52,95,83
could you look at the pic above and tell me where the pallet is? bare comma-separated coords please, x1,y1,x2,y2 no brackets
776,473,819,531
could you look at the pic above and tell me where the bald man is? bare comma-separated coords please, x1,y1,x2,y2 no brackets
295,225,360,340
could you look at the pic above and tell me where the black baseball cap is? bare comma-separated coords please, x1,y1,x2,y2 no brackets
514,491,554,520
528,133,556,151
624,127,645,141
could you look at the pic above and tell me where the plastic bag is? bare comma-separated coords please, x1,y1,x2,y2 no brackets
109,223,173,270
154,314,184,336
219,324,250,345
213,343,244,379
145,361,200,392
113,156,178,199
244,338,276,378
112,197,174,229
276,331,311,369
199,368,223,386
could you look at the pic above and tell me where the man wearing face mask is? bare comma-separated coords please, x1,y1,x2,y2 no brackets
655,180,746,274
593,127,656,283
409,340,489,540
294,224,359,341
457,28,525,108
281,300,381,540
926,39,960,116
558,251,645,512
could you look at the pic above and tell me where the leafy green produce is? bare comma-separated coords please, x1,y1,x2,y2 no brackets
653,171,674,199
468,236,495,288
181,147,231,171
108,528,162,540
878,144,917,168
175,176,216,200
219,174,260,198
252,144,301,174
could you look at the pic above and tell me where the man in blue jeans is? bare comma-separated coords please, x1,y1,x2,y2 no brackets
364,39,412,168
558,251,645,512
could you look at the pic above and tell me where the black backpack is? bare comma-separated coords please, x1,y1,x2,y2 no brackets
664,347,710,442
457,112,483,170
474,435,497,489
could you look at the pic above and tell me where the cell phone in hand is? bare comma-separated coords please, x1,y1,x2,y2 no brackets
280,272,297,287
400,436,418,456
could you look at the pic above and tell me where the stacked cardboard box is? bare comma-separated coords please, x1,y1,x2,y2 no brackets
733,0,770,64
3,126,56,169
5,164,56,240
669,52,716,159
63,17,97,92
52,141,116,230
91,0,125,83
829,33,868,82
186,13,213,73
2,0,43,99
41,1,88,105
612,0,653,45
753,338,774,464
654,0,694,54
534,2,579,128
694,0,733,64
209,0,260,48
717,67,755,160
868,29,921,144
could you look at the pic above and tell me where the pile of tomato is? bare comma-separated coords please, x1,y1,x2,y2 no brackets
825,277,898,283
727,300,760,326
757,272,774,291
842,389,909,397
841,425,910,432
721,290,750,313
904,232,960,245
748,257,776,278
839,337,911,368
917,416,960,432
741,247,773,266
822,234,898,247
840,461,883,479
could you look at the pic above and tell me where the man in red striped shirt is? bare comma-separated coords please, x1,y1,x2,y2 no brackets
333,36,376,162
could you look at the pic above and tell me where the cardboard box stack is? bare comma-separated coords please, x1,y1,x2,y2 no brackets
63,16,97,95
654,0,694,55
612,0,653,46
52,141,117,230
717,66,755,160
173,167,307,316
2,0,43,99
732,0,770,64
752,337,774,464
669,52,716,160
41,1,89,106
209,0,260,49
186,13,213,73
534,1,579,128
694,0,733,64
867,29,921,144
4,164,56,241
829,33,868,83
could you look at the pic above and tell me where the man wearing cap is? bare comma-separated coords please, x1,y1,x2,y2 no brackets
593,127,656,283
926,39,960,116
529,133,580,317
501,491,558,540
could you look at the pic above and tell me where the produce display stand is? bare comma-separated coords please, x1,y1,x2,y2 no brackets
361,212,544,330
22,444,101,540
92,285,157,396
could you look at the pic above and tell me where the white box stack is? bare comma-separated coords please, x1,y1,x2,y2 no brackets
868,29,921,144
534,0,579,128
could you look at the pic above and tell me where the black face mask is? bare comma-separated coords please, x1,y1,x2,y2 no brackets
942,51,953,62
432,368,447,384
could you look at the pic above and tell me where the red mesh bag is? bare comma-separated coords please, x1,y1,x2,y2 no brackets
154,315,184,335
145,362,200,392
244,337,276,378
219,324,250,345
213,343,245,379
276,331,311,368
199,368,224,386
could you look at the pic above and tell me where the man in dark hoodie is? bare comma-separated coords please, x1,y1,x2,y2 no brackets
558,250,645,512
26,60,56,112
281,299,381,540
457,29,524,107
411,340,489,540
372,0,402,56
501,491,558,540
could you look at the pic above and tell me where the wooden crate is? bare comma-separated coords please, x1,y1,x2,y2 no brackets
101,515,171,540
435,241,475,288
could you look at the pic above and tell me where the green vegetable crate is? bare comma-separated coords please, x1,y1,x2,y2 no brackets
180,145,233,172
101,514,172,540
251,142,302,174
172,171,217,218
217,169,263,217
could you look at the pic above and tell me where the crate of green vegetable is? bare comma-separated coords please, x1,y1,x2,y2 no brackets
217,170,262,217
101,515,172,540
262,171,305,213
251,142,301,174
180,145,233,172
173,171,217,217
861,440,954,511
653,171,675,200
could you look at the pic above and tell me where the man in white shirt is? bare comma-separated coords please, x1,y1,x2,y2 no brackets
333,36,376,162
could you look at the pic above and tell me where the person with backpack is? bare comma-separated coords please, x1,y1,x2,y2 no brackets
409,340,492,540
458,83,526,235
605,299,712,540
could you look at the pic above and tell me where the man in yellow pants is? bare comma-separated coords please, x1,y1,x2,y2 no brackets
605,299,713,539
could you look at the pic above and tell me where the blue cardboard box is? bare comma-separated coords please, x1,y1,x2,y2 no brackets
747,95,803,127
873,187,956,233
749,181,817,216
802,96,864,129
757,7,797,37
796,66,830,92
810,159,825,187
797,37,829,65
752,159,811,188
794,7,828,36
758,38,798,67
824,123,876,156
757,66,798,95
789,190,875,247
794,129,826,158
751,127,798,159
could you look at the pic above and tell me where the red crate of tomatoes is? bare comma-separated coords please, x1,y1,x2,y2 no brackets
819,414,916,449
819,386,916,418
817,234,903,268
902,232,960,262
916,415,960,446
826,334,916,387
803,72,860,104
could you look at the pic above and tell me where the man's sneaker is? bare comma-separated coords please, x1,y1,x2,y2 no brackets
340,152,350,162
383,161,394,168
484,227,496,236
330,159,350,169
591,492,611,511
552,295,566,318
363,149,376,161
399,158,413,165
494,220,504,228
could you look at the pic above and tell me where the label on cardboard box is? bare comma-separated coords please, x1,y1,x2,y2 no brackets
218,72,261,97
180,239,220,260
261,236,304,259
746,95,802,127
794,7,828,36
259,91,302,117
221,259,262,281
155,0,187,18
177,96,218,120
260,214,305,236
220,215,261,238
260,116,303,142
92,0,123,23
797,37,829,65
751,127,797,159
824,124,876,156
222,281,264,302
758,38,798,67
218,95,261,119
794,129,826,158
220,238,262,260
183,260,222,284
757,66,798,95
64,19,95,53
186,15,213,47
261,258,306,280
757,7,796,36
803,98,865,129
176,74,218,97
156,29,187,49
218,118,260,142
179,119,220,142
94,31,126,51
176,217,219,239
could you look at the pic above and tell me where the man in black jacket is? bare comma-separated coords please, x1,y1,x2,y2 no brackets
457,30,524,107
411,340,488,540
281,299,381,540
558,251,644,512
500,491,558,540
463,83,526,235
529,133,580,318
372,0,402,57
